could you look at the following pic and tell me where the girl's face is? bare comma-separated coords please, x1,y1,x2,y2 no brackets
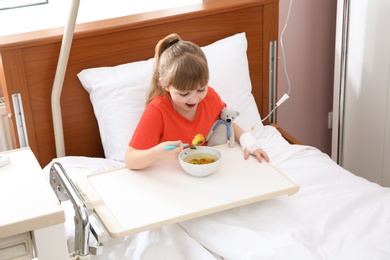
166,85,208,114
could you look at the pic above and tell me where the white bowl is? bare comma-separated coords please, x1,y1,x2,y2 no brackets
179,146,221,177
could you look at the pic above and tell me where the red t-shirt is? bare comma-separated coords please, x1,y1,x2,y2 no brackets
130,87,226,149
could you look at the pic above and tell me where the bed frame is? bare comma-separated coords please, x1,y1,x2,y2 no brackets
0,0,281,167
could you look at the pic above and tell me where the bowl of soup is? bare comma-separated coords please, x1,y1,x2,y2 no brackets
179,146,221,177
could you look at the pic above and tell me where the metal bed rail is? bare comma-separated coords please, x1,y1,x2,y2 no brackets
49,162,108,259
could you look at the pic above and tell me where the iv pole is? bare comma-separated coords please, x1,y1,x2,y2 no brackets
51,0,80,158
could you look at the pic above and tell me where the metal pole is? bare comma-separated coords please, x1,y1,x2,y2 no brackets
51,0,80,158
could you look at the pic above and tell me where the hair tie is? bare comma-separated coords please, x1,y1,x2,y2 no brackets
164,39,179,51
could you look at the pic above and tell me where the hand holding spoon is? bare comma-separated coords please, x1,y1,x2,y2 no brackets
163,134,205,150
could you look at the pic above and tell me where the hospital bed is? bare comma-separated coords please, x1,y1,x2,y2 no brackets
1,0,389,259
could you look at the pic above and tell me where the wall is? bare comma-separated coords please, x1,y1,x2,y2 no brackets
277,0,337,155
332,0,390,186
0,0,201,36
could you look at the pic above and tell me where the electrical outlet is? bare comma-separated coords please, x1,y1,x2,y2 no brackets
328,112,333,129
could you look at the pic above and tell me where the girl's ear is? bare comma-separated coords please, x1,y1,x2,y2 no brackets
160,77,169,91
159,77,165,87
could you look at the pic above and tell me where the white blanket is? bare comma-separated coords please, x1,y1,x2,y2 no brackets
43,126,390,259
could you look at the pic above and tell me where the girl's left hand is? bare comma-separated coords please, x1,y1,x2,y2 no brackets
240,132,270,163
243,148,270,163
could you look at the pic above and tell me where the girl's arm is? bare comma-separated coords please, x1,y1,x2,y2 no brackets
125,141,185,170
233,122,246,142
233,123,270,162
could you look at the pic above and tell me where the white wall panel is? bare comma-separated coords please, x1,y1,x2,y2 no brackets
333,0,390,186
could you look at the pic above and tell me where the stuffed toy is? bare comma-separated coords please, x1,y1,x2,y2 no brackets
206,107,240,148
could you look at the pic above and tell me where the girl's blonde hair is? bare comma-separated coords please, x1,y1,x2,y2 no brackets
147,33,209,104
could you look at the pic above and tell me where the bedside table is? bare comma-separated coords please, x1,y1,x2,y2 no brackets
0,148,68,260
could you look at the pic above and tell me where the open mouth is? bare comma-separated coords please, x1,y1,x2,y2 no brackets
186,103,197,109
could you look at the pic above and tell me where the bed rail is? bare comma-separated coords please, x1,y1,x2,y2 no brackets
271,123,302,145
50,162,109,258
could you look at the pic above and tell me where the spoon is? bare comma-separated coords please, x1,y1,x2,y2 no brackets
163,134,205,150
163,143,189,150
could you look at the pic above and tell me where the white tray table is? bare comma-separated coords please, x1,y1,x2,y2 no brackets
77,144,299,238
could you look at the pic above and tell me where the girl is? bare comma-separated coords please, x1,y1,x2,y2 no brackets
125,33,269,170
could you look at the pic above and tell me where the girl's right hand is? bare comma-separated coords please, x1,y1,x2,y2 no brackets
125,141,185,170
155,141,185,160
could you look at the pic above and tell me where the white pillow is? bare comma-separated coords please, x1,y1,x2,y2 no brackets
78,32,264,161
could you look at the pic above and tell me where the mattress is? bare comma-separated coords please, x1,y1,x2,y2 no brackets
43,125,390,259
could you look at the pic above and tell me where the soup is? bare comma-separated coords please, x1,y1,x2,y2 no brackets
184,153,219,165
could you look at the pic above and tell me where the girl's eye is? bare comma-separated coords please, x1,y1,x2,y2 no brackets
179,92,189,97
197,88,206,93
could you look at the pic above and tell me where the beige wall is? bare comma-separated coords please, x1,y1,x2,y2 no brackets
277,0,337,155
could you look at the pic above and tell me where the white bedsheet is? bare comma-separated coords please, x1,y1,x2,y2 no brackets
43,125,390,259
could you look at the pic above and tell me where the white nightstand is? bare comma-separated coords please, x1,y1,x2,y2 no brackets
0,148,68,260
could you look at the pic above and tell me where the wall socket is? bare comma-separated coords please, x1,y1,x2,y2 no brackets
328,112,333,129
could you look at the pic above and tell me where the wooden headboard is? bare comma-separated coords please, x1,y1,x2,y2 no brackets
0,0,279,167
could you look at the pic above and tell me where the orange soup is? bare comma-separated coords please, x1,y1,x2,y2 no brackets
184,153,219,165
